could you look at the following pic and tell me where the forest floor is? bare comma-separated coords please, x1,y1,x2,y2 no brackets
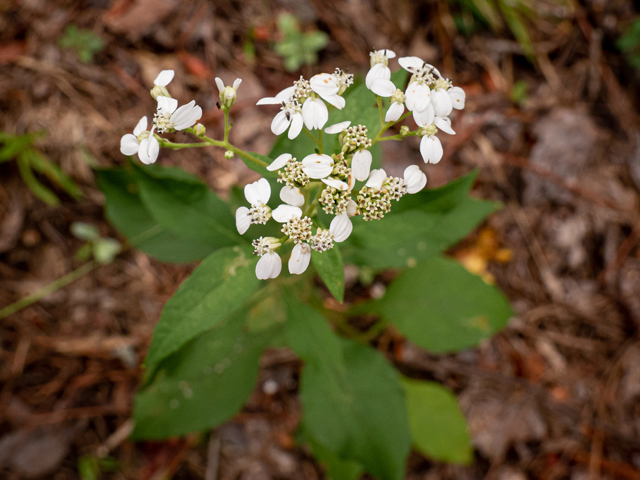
1,0,640,479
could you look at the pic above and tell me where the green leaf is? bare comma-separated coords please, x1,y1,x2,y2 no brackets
92,238,122,264
401,378,472,465
28,150,83,199
284,296,411,480
133,308,272,439
302,31,329,52
17,155,60,206
70,222,99,241
311,245,345,303
302,430,364,480
375,255,514,353
96,168,215,262
144,246,260,367
133,163,242,249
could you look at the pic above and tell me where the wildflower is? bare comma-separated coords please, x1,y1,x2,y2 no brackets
310,213,353,252
366,49,396,97
356,169,406,220
256,86,297,106
289,243,311,275
279,185,305,207
282,216,313,244
253,237,282,280
419,132,443,165
235,178,272,235
352,149,372,182
309,71,352,109
404,165,427,194
150,69,174,99
272,204,303,223
448,86,466,110
154,96,202,133
120,116,160,165
431,79,453,117
215,77,242,108
325,121,351,134
301,153,334,179
385,89,406,123
301,96,329,130
270,98,304,140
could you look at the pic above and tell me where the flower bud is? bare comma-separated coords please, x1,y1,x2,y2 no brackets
193,123,206,137
399,126,411,136
418,124,438,137
150,85,170,100
224,150,234,159
216,77,242,109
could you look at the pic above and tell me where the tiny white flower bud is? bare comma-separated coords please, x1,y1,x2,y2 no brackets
399,125,411,136
224,150,234,159
194,123,206,137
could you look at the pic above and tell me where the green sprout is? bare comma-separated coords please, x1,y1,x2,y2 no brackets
59,25,105,63
274,13,329,72
618,18,640,71
0,131,82,206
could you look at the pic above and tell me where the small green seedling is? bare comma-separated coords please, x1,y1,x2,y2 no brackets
274,13,329,71
618,18,640,71
59,25,105,63
71,222,122,264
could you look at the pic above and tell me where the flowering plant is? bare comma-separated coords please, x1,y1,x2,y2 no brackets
98,49,513,479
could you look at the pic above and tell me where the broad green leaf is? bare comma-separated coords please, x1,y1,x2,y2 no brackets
144,246,260,366
311,245,345,303
96,168,214,262
133,163,242,248
375,255,514,353
302,429,364,480
285,296,411,480
401,378,472,465
133,309,272,439
28,150,83,199
16,155,60,206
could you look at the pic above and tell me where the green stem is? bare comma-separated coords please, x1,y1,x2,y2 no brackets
224,143,269,168
370,112,413,146
302,127,323,152
376,96,385,128
0,262,98,319
158,138,210,150
304,185,324,217
223,108,230,143
318,129,323,153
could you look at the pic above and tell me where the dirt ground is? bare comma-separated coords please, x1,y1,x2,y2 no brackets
1,0,640,479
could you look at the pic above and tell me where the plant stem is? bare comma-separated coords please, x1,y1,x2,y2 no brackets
370,112,413,146
302,127,323,152
223,108,230,143
317,129,323,153
376,96,385,128
0,261,98,319
304,185,324,217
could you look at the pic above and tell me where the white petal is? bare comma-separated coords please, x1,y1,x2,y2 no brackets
256,252,281,280
233,78,242,90
171,101,202,130
320,93,346,109
288,243,311,275
420,135,444,164
383,49,396,58
404,165,427,194
365,169,387,190
302,153,334,179
352,150,372,182
157,95,178,114
322,177,349,190
431,89,453,117
398,56,424,72
413,104,435,128
267,153,292,171
434,116,456,135
405,83,431,112
138,136,160,164
330,214,353,243
120,134,140,156
385,102,404,122
272,204,302,223
235,206,251,234
154,70,175,87
257,86,296,105
346,198,358,217
301,97,328,130
325,121,351,134
310,73,339,96
371,79,396,98
215,77,225,92
133,116,148,136
448,86,466,110
365,63,390,89
271,111,291,136
245,178,271,205
280,186,305,206
288,112,304,140
257,96,283,106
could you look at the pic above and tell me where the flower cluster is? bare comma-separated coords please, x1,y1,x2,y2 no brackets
366,50,465,164
120,70,205,164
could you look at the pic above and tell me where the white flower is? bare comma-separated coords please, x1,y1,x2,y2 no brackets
215,77,242,108
309,73,346,109
267,153,292,171
325,121,351,134
302,153,334,179
434,116,456,135
330,213,353,242
270,99,304,140
404,165,427,194
301,97,329,130
352,150,372,182
448,86,466,110
385,101,405,122
154,70,175,87
279,185,305,206
365,169,387,190
154,96,202,133
120,116,160,165
346,198,358,217
366,49,396,97
289,243,311,275
256,252,282,280
398,57,441,77
431,87,453,117
420,135,443,164
405,82,431,113
236,178,272,234
272,204,303,223
256,86,296,106
322,177,349,190
413,104,435,128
